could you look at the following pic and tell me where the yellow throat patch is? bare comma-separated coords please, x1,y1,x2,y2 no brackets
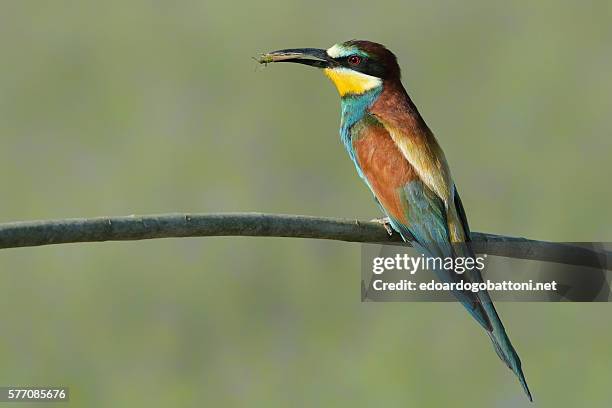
323,67,382,96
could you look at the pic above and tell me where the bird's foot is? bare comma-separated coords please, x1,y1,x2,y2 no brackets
370,216,393,236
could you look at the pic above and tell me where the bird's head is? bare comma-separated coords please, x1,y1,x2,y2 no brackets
259,40,400,97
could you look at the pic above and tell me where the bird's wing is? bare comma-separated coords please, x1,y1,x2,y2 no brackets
350,116,491,331
370,113,488,287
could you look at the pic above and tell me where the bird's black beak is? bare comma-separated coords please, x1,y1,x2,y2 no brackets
257,48,330,68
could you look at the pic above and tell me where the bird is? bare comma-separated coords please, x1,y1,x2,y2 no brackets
258,40,532,401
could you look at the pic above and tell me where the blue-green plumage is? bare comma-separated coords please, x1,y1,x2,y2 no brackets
338,87,382,175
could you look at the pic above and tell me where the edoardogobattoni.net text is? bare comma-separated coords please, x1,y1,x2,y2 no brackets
371,279,558,292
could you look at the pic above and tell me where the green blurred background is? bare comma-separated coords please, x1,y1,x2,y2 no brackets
0,1,610,407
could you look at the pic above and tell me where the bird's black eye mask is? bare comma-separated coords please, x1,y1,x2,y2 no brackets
332,55,387,79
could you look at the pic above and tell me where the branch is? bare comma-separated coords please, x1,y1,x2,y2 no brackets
0,212,608,269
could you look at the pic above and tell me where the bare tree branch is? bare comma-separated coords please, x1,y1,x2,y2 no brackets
0,212,608,269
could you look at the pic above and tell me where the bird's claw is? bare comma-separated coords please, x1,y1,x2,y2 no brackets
371,216,393,236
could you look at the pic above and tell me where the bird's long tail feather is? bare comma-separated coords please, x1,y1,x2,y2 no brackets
395,226,532,400
481,300,533,401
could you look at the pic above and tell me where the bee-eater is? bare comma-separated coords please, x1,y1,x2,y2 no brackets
259,40,532,401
